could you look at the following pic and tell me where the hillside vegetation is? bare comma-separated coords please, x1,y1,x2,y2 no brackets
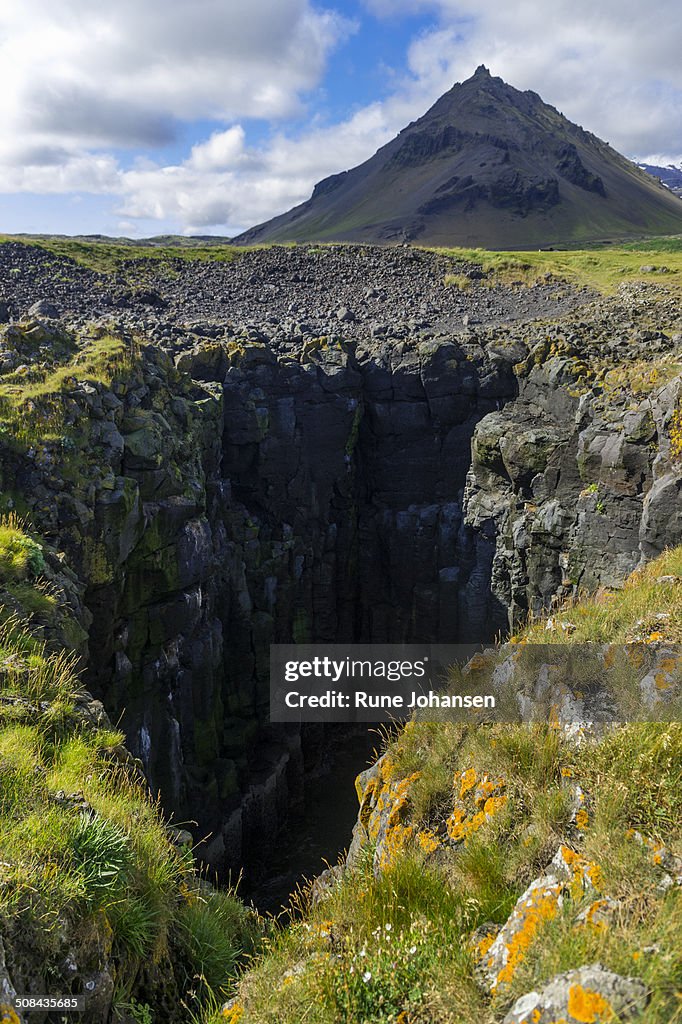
0,518,262,1024
215,550,681,1024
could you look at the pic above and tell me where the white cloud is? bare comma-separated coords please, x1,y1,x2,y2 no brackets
188,128,250,173
2,0,682,235
395,0,682,157
0,0,354,153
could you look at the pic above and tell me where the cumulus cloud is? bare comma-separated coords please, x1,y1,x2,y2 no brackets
0,0,354,154
1,0,682,235
117,107,398,232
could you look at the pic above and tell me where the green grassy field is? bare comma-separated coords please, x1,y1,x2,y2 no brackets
205,548,682,1024
439,237,682,293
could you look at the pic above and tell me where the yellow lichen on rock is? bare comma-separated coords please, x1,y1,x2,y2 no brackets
566,983,615,1022
574,808,589,831
376,823,415,872
221,1005,244,1023
492,881,562,989
416,828,441,854
447,770,507,844
458,767,477,798
555,846,603,893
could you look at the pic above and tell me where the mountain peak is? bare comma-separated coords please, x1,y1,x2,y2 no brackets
234,71,682,249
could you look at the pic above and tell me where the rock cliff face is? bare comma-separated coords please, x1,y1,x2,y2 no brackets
2,243,682,884
463,284,682,631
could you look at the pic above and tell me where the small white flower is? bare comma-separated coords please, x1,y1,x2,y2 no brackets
409,945,417,955
362,971,372,983
384,923,392,931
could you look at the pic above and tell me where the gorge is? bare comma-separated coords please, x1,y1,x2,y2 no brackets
1,240,681,897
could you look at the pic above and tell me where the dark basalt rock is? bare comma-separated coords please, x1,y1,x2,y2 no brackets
2,242,682,886
555,142,606,195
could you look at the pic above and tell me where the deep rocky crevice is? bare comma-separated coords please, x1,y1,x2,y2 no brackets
4,243,681,900
71,300,682,889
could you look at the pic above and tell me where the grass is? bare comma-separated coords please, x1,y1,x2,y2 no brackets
517,545,682,644
0,613,263,1015
0,514,46,580
5,232,682,294
0,235,247,275
219,719,680,1023
0,514,58,624
0,332,138,444
437,242,682,294
594,355,682,397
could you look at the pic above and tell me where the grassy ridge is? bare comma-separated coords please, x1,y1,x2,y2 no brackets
3,233,682,292
0,235,246,274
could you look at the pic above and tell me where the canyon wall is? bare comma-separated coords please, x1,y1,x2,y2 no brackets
3,302,681,876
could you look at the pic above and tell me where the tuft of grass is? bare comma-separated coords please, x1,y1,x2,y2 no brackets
443,272,473,291
177,888,261,1003
0,513,46,581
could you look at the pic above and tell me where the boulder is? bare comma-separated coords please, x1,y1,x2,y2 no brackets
503,964,649,1023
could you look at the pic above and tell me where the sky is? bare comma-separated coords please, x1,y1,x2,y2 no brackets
0,0,681,238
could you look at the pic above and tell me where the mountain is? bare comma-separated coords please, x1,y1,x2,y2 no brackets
234,66,682,248
638,162,682,198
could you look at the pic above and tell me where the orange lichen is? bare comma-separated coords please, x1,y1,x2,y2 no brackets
566,984,614,1022
416,828,440,854
465,653,489,672
580,899,611,932
448,770,507,844
654,672,673,691
483,794,508,817
474,775,505,807
377,823,415,871
446,807,466,840
494,885,561,988
575,808,589,830
473,932,496,961
459,767,477,798
559,846,603,892
222,1005,244,1023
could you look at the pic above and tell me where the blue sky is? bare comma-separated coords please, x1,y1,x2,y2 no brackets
0,0,680,237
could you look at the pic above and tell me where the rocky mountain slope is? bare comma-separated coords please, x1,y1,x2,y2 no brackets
234,66,682,248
